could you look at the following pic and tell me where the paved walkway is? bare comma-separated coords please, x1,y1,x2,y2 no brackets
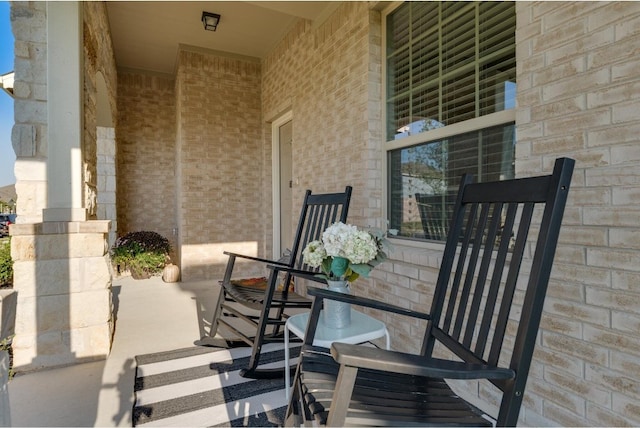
8,276,221,427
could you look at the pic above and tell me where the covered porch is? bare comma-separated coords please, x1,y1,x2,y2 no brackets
4,1,640,426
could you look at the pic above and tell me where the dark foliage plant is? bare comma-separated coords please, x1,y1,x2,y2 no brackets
110,231,171,277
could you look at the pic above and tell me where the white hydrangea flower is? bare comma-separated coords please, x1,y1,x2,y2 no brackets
301,221,388,281
302,240,326,267
322,222,358,257
343,230,378,264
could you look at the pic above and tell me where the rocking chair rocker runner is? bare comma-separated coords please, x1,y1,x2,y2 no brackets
196,186,352,379
286,158,575,427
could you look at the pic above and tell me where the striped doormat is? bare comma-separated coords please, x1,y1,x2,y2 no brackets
133,343,300,427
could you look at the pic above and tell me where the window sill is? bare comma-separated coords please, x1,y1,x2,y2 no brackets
388,236,446,251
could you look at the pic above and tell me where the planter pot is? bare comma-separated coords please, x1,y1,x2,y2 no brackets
323,280,351,328
162,264,180,283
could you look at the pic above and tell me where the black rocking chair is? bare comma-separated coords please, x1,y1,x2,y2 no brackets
285,157,574,426
196,186,352,379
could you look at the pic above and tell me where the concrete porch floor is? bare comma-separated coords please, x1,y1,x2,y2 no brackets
8,275,221,427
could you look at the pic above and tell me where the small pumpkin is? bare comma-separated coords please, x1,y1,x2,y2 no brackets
162,263,180,283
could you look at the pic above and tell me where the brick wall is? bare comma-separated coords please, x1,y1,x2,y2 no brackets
262,2,383,230
513,2,640,426
116,72,177,257
175,49,263,280
261,3,389,318
261,2,433,348
115,5,381,282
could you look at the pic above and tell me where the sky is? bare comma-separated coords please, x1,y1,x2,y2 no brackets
0,1,15,187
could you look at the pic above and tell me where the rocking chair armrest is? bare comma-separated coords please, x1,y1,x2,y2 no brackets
224,251,289,267
309,287,431,320
266,265,431,319
266,264,328,284
331,343,516,380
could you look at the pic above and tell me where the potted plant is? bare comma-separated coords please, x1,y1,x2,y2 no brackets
110,231,171,279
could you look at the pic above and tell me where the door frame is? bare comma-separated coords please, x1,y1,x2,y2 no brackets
271,110,293,259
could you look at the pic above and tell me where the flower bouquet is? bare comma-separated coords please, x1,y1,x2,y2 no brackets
302,222,389,282
302,222,391,327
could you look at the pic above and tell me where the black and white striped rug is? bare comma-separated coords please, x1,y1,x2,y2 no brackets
133,343,300,427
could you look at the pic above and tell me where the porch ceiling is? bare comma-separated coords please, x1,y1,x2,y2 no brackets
106,1,340,75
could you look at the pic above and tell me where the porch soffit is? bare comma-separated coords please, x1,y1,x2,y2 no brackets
106,1,340,75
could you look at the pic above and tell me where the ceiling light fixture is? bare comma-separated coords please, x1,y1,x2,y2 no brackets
202,11,221,32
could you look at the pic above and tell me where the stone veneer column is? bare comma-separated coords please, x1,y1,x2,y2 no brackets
10,221,112,369
9,2,113,370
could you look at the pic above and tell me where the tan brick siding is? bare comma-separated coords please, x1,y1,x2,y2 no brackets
115,4,383,282
515,1,640,426
261,4,391,352
116,72,177,257
175,50,264,280
262,3,383,229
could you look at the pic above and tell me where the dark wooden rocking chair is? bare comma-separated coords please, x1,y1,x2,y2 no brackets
196,186,352,379
285,158,574,426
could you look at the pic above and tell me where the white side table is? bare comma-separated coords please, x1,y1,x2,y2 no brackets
284,309,390,399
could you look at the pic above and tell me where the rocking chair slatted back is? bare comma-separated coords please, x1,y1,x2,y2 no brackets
291,188,353,273
424,158,575,425
290,191,351,271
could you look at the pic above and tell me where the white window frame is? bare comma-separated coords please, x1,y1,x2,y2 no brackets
382,1,516,244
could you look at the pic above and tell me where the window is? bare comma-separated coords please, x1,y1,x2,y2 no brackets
385,2,516,241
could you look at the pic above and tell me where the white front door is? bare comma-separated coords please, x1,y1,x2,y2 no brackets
279,120,293,256
272,112,293,259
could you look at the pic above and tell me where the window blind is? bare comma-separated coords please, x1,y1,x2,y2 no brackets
386,2,516,141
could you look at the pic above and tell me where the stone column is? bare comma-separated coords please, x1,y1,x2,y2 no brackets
9,2,113,371
10,221,112,369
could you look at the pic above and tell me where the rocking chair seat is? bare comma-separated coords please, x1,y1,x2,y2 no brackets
298,346,495,427
223,280,310,311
